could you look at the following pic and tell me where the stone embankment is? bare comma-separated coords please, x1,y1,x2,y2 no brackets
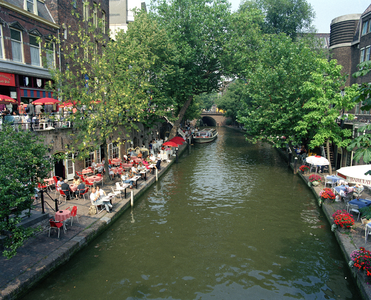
0,143,188,300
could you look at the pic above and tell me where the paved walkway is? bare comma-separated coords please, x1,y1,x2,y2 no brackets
0,149,183,300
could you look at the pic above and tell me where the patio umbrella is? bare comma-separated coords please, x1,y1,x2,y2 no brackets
306,155,329,166
169,138,184,145
59,101,76,108
33,98,60,105
163,141,179,147
171,136,185,144
336,165,371,186
0,94,17,104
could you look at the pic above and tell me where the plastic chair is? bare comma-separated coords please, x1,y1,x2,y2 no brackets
366,223,371,243
79,187,90,200
324,177,335,188
70,206,78,226
48,219,64,238
58,189,67,204
347,203,360,221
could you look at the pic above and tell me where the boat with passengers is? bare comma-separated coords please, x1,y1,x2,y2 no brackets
193,128,218,144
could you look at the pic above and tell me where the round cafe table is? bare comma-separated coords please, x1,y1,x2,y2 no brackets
82,168,93,175
55,210,71,231
85,175,103,185
70,184,78,192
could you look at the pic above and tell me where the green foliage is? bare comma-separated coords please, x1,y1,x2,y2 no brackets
237,34,319,148
49,10,175,165
0,124,51,258
359,205,371,220
241,0,315,40
216,80,249,122
347,124,371,164
295,58,358,149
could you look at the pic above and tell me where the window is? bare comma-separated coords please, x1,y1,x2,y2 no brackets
84,150,95,167
83,0,89,21
93,5,98,27
29,35,40,66
10,29,23,63
25,0,37,14
367,47,371,62
45,41,55,68
73,0,76,8
0,27,3,59
108,143,119,159
363,20,369,35
102,11,106,34
361,48,366,63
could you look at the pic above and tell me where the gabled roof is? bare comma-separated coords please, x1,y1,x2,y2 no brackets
29,28,43,36
9,21,25,31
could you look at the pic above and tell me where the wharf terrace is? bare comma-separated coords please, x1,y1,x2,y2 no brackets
0,144,187,300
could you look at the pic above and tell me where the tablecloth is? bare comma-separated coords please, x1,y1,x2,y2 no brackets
85,175,102,183
55,210,71,222
349,199,371,209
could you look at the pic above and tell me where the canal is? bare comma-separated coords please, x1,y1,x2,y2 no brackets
22,127,360,299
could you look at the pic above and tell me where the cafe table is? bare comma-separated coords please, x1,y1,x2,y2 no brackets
85,175,103,186
81,168,93,175
111,158,122,165
55,209,71,231
349,199,371,209
70,184,78,192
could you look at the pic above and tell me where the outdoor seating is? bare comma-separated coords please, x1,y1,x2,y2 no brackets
48,219,64,238
111,187,122,200
347,203,361,221
69,206,78,226
79,187,89,200
366,223,371,243
58,189,67,204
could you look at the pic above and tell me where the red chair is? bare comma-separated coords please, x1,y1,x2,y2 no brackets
80,187,89,200
70,206,78,226
53,176,58,185
76,171,82,176
108,159,112,165
58,189,67,204
85,180,93,188
48,219,64,238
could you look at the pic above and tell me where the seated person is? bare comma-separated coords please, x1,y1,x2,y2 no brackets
149,153,157,163
77,181,86,198
72,176,80,185
354,184,364,199
122,170,135,188
90,187,112,213
137,162,146,178
61,179,74,200
96,186,106,197
131,165,140,176
56,177,64,189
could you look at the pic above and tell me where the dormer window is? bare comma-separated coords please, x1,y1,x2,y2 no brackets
362,20,369,35
25,0,38,14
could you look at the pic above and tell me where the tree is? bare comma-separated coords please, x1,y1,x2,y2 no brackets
0,124,51,258
216,80,250,124
150,0,231,137
49,10,176,176
240,0,315,40
237,34,320,149
295,58,359,173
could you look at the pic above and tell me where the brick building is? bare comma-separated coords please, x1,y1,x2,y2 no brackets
329,4,371,168
0,0,59,108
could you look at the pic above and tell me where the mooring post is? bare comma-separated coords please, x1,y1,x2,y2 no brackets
55,198,59,212
294,157,298,174
156,168,158,181
40,189,45,214
131,190,134,207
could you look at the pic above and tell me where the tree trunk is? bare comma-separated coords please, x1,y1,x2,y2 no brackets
169,95,193,139
326,139,332,175
102,140,110,182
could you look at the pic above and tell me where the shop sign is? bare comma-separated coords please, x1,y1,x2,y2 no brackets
0,72,15,86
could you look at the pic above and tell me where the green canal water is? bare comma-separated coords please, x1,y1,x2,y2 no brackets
22,127,360,299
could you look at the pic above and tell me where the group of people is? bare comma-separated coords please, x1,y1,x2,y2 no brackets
90,186,112,213
56,176,86,200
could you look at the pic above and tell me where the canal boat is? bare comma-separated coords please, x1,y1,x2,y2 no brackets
193,128,218,143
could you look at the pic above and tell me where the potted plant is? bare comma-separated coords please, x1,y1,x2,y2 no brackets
309,174,322,186
359,206,371,223
319,188,336,202
299,165,309,173
350,247,371,277
332,210,354,229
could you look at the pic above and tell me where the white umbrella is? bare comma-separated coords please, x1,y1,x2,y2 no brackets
336,165,371,186
306,155,329,166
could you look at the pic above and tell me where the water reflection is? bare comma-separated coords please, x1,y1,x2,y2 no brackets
22,127,360,300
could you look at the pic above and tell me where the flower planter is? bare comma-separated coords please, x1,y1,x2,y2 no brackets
312,181,319,186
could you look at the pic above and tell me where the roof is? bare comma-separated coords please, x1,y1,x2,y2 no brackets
362,4,371,17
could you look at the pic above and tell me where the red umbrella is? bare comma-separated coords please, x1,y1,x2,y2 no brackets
163,141,179,147
33,98,60,105
169,138,184,145
0,94,17,104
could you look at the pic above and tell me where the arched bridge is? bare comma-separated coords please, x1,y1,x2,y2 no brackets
200,112,228,126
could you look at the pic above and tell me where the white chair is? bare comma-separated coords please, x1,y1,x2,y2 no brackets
325,177,335,188
111,187,122,200
365,223,371,243
347,203,360,221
